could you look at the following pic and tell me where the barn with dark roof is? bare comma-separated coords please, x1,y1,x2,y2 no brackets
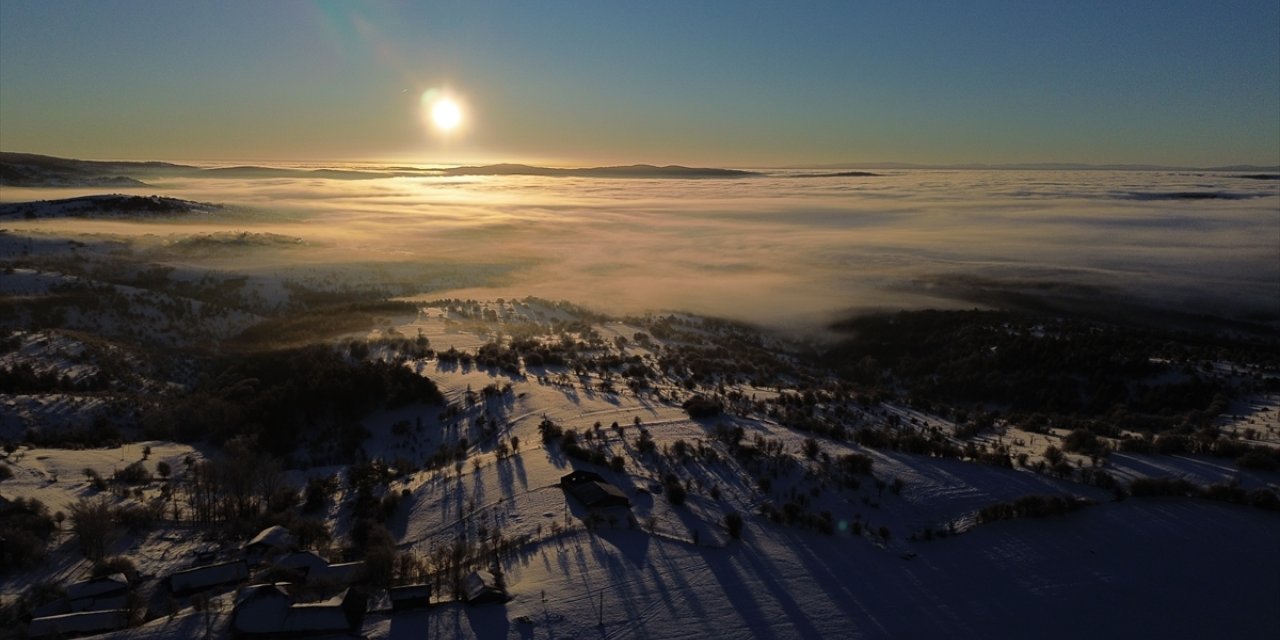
560,470,630,509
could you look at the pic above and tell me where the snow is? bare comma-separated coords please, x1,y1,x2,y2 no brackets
356,500,1279,639
3,298,1278,638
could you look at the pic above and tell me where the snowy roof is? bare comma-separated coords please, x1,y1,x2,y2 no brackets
245,525,294,550
28,609,128,639
562,472,631,508
69,594,127,613
320,561,367,585
232,584,293,635
235,583,292,607
274,550,330,573
464,571,506,604
65,573,128,601
169,560,249,594
283,592,353,633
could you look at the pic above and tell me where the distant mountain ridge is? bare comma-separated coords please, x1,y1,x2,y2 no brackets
0,152,191,187
0,152,758,184
3,152,1275,188
437,163,756,178
788,160,1280,172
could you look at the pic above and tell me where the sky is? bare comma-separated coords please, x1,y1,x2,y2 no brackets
1,0,1278,166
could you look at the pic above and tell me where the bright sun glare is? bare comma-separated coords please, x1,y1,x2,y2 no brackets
431,99,462,132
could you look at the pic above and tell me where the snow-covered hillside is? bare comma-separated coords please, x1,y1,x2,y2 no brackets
3,299,1277,639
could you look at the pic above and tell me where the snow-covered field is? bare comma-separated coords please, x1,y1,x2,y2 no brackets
3,299,1277,639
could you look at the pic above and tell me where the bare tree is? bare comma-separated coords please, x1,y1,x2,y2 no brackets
69,496,115,560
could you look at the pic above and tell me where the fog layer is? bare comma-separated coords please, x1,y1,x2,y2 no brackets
3,169,1276,328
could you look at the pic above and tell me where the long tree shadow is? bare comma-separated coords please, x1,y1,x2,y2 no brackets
465,602,511,638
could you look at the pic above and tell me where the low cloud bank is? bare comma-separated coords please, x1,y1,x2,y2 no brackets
3,169,1276,329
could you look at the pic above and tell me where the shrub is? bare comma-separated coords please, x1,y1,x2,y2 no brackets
1062,429,1105,456
1128,477,1198,497
681,395,722,419
801,438,820,459
0,497,56,570
664,474,687,507
724,512,744,539
977,494,1092,523
1236,450,1279,472
92,556,137,579
114,461,151,485
83,468,107,491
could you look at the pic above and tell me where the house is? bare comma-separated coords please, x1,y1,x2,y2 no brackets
463,571,508,605
560,470,631,509
168,560,249,595
231,583,366,637
244,525,294,565
389,584,431,611
27,609,129,639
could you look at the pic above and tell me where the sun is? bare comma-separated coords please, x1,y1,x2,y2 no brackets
431,98,462,132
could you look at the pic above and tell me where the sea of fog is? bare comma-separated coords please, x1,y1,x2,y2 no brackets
3,168,1277,329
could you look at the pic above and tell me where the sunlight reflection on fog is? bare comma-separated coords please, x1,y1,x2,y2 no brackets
4,169,1276,328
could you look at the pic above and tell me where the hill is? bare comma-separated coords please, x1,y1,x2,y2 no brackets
0,152,194,187
0,194,223,219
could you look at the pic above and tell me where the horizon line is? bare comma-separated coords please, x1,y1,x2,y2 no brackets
2,150,1278,173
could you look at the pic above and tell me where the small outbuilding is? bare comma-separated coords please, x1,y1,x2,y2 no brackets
561,470,631,509
389,584,431,611
463,571,508,606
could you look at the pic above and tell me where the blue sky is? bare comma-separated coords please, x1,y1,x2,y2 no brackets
1,0,1277,165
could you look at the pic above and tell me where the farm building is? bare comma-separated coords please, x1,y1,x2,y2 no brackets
27,609,129,639
168,560,249,595
231,583,366,637
31,573,130,617
560,469,631,509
